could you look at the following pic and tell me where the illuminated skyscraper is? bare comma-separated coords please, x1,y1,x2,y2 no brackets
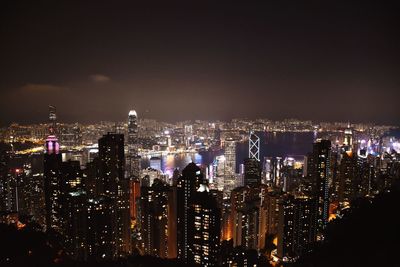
249,131,260,161
86,196,114,260
0,167,23,213
230,186,269,251
213,155,225,190
244,158,261,187
177,162,205,262
61,160,87,261
98,133,131,257
188,185,221,266
264,157,283,188
262,190,282,239
127,110,140,179
0,145,9,212
168,172,178,258
344,123,353,148
184,125,193,148
43,134,62,232
140,178,170,258
263,157,273,182
49,105,57,134
223,138,237,193
311,139,331,237
338,151,357,203
277,194,317,261
129,178,140,224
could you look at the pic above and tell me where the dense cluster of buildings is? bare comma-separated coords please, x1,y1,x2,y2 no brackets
0,106,399,266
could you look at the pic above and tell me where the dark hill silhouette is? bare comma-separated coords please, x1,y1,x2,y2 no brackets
295,182,400,267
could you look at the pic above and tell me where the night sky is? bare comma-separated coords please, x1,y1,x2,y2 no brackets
1,1,399,126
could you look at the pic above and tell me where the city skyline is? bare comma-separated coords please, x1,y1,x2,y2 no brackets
1,102,399,266
1,2,399,266
2,109,399,128
1,1,399,126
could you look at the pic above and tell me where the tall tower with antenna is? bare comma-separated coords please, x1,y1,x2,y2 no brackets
127,110,140,179
48,105,57,135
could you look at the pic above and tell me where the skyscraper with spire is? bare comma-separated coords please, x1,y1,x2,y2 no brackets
48,105,57,135
127,110,141,247
127,110,140,179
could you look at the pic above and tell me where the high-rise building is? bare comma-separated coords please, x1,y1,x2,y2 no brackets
86,196,114,260
167,179,178,259
338,151,357,203
188,185,221,266
48,105,57,134
129,178,140,222
243,158,261,187
263,157,273,183
0,144,10,212
356,151,374,197
127,111,142,250
330,149,340,202
263,157,283,188
140,178,170,258
262,190,282,240
0,167,22,213
249,131,260,161
54,160,87,260
310,139,331,237
223,138,237,194
98,133,131,257
64,189,87,260
184,125,193,148
177,162,205,262
43,134,63,232
84,157,101,197
127,110,140,179
230,185,269,251
213,155,225,190
277,194,317,262
344,123,353,148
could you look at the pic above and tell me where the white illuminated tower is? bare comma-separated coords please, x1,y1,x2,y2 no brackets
249,130,260,161
128,110,140,179
223,138,237,194
344,123,353,148
184,125,193,148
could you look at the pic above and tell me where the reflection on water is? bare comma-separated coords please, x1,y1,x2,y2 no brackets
141,153,204,177
141,132,315,177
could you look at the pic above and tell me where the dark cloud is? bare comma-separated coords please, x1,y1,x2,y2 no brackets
90,74,111,83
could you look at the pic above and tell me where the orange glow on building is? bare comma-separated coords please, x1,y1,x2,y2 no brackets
222,216,233,241
329,202,339,221
345,150,353,157
129,179,140,220
221,206,233,241
17,221,26,229
273,236,278,246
